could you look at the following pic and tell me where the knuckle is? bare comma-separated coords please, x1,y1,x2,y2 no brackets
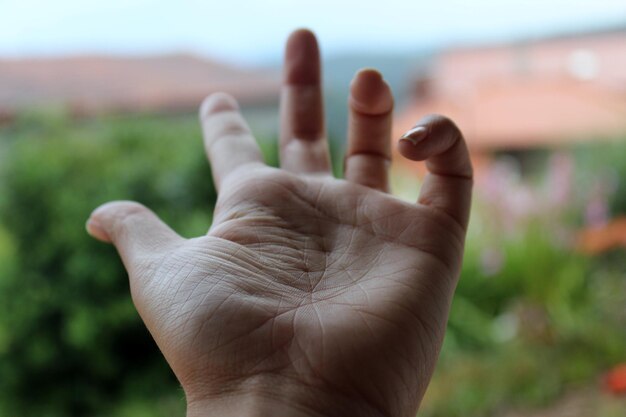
204,113,250,145
199,92,238,119
214,116,250,138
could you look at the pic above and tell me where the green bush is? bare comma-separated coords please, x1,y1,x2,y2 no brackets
420,145,626,416
1,111,625,416
0,113,221,416
574,139,626,216
424,227,626,416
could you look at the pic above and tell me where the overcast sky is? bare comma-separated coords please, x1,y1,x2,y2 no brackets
1,0,625,65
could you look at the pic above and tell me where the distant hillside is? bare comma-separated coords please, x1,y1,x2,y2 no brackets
0,49,433,141
322,52,431,101
0,54,279,116
320,52,432,138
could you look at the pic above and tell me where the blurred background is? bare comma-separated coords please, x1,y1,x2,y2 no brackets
1,1,626,416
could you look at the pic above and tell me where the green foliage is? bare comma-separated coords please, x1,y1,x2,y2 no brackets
421,207,626,416
574,138,626,216
0,112,224,416
1,113,625,416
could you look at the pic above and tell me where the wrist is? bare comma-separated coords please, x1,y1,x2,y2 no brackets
186,393,320,417
184,373,389,417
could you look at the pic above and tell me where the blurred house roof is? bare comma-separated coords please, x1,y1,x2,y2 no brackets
0,54,279,116
394,28,626,151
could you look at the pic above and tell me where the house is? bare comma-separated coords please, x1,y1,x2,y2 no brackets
393,27,626,175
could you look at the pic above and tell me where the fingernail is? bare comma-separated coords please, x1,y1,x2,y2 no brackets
85,218,111,242
400,126,427,145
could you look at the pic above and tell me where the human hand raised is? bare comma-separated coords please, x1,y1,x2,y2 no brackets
86,29,472,417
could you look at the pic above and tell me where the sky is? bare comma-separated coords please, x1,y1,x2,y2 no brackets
1,0,625,65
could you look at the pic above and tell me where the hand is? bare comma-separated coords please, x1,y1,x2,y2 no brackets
86,29,472,417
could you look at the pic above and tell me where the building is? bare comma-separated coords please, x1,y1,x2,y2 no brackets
394,26,626,172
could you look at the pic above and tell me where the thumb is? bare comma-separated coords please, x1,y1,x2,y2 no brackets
86,201,183,272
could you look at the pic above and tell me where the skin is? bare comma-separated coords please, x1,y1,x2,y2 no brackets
86,29,473,417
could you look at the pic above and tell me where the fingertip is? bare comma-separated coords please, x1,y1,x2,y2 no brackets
398,139,426,161
398,115,473,177
88,200,150,242
85,218,111,243
87,201,130,242
351,68,383,87
397,125,428,161
284,28,320,85
353,68,382,82
199,92,239,120
288,28,317,44
349,68,393,115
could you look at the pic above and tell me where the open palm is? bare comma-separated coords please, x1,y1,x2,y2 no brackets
88,30,472,417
